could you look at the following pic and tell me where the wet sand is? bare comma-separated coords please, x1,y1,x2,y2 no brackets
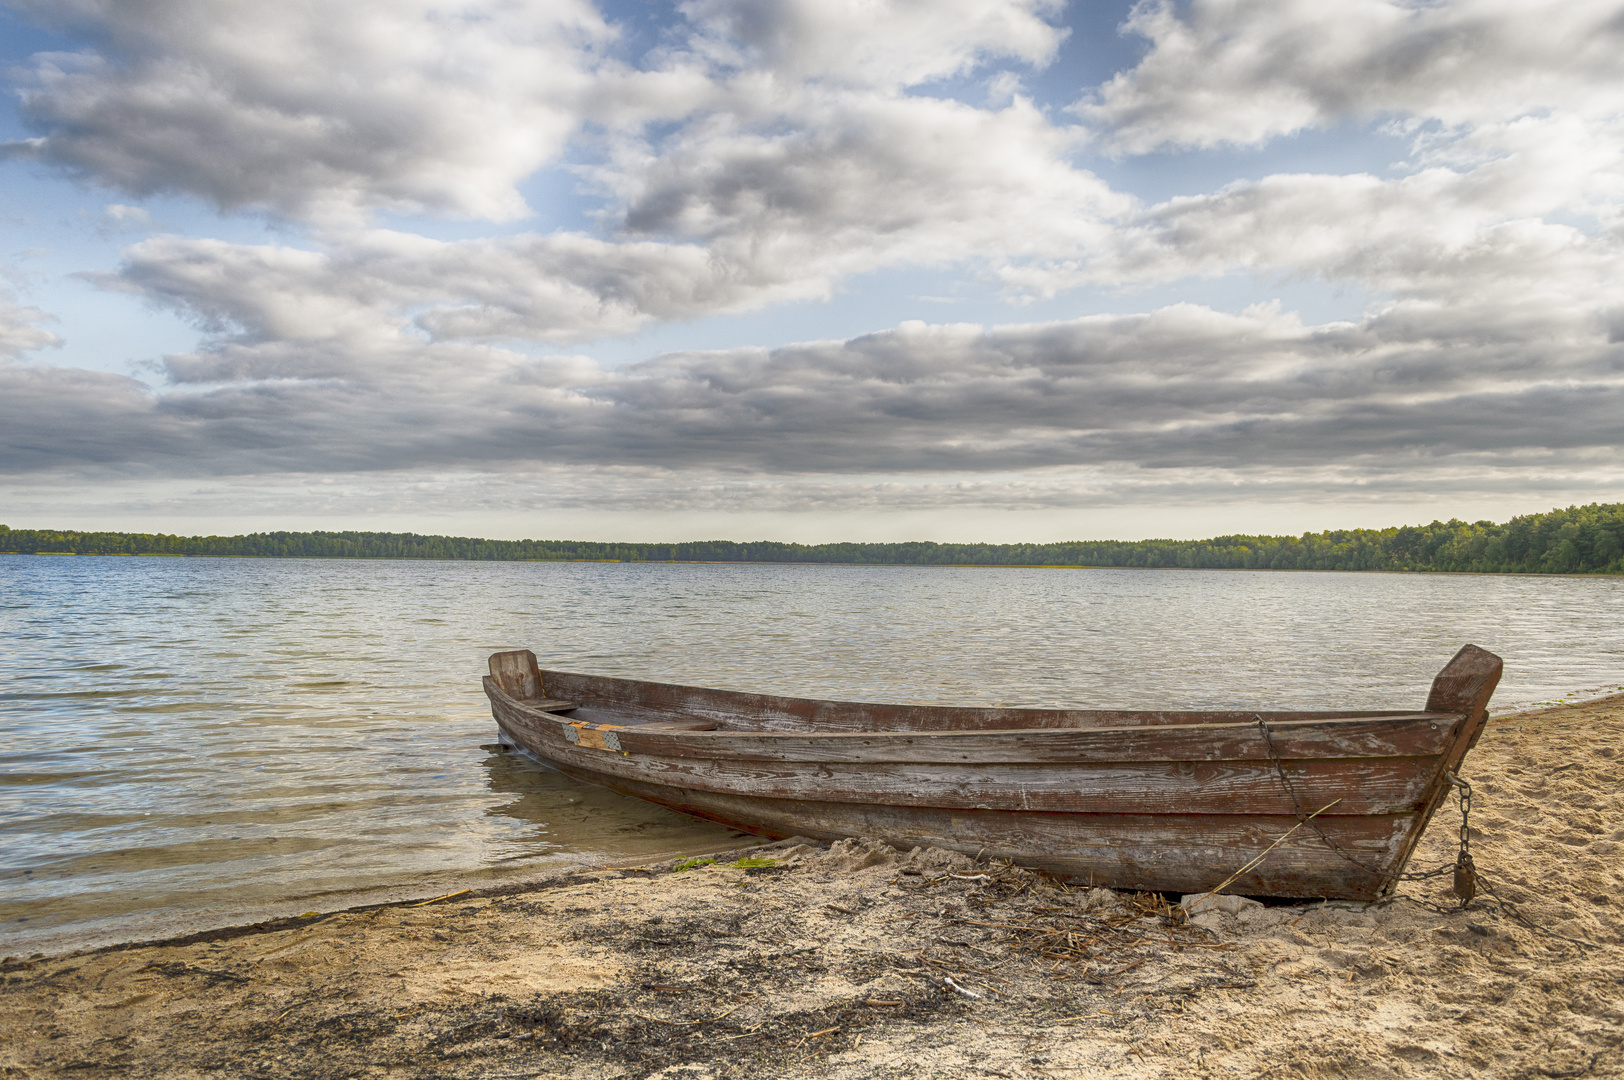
3,696,1621,1079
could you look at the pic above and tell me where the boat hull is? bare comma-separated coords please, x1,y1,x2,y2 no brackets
484,645,1502,900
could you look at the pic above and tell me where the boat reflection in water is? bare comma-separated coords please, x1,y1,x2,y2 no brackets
478,739,742,866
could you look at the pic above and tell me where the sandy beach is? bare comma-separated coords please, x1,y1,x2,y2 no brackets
3,695,1621,1079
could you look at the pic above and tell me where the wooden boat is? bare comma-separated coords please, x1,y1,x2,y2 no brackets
483,645,1501,900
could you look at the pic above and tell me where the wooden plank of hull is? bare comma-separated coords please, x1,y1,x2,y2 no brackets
493,692,1441,816
488,683,1462,764
612,715,1461,765
533,749,1437,817
537,668,1419,733
528,760,1398,899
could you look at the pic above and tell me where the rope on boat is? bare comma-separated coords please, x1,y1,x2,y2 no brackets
1253,715,1470,890
1254,716,1597,949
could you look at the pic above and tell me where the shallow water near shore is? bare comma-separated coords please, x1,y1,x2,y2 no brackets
3,554,1622,955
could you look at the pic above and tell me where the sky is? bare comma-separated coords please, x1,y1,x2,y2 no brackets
1,0,1622,543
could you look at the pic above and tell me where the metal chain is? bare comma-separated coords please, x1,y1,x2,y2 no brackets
1256,717,1598,945
1451,770,1476,902
1254,716,1471,891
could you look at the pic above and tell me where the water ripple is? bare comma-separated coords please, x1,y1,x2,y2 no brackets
2,555,1621,952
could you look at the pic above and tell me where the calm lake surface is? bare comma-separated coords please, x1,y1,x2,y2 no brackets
4,555,1623,953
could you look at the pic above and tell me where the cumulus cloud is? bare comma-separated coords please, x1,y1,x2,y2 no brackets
19,0,1609,344
99,87,1129,350
1053,0,1624,317
571,3,1114,304
1008,159,1624,305
0,286,61,359
96,229,835,356
1081,0,1624,154
1,0,1079,232
3,0,614,221
608,93,1121,266
4,0,1127,324
13,459,1609,532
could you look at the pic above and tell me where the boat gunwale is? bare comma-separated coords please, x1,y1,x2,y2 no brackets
485,675,1468,741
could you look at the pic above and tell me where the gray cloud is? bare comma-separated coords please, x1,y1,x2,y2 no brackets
3,300,1620,499
3,0,612,222
0,362,156,471
609,92,1122,263
1,0,1126,335
97,85,1131,349
1080,0,1624,154
98,232,755,352
2,0,1079,235
1007,157,1624,304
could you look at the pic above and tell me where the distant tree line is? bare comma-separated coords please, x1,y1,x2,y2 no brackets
3,502,1623,574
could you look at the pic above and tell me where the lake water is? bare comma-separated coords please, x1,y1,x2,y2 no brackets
3,555,1622,955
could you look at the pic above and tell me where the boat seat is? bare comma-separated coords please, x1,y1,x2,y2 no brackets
631,719,720,732
531,699,579,713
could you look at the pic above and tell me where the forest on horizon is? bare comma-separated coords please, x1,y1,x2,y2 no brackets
3,502,1623,575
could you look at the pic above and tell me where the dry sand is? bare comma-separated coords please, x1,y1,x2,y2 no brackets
3,696,1622,1079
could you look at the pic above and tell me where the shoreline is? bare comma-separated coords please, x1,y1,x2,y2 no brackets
4,842,783,969
5,697,1621,1078
0,833,745,963
1491,687,1624,718
8,549,1624,578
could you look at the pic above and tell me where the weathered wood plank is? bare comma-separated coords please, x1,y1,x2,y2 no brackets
494,698,1437,816
616,716,1462,764
538,752,1438,816
488,685,1461,763
488,650,542,700
543,768,1399,899
1425,643,1504,719
537,668,1421,733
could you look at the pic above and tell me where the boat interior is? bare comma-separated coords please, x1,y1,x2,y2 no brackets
489,651,1451,735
